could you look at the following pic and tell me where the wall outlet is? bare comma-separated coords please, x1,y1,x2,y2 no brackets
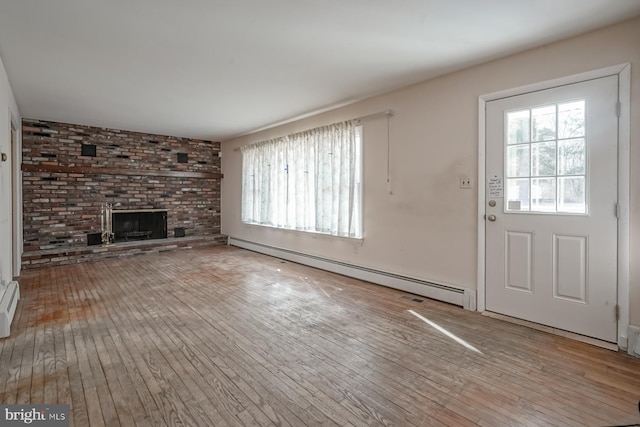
459,176,472,189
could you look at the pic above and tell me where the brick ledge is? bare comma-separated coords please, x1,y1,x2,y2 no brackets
22,235,228,269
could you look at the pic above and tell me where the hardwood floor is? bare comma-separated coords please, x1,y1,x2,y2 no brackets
2,246,639,426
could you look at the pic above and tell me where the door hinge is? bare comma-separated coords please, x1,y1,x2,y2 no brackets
616,203,620,219
616,101,621,117
615,304,620,320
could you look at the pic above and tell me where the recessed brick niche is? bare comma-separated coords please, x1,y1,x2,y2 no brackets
21,119,226,269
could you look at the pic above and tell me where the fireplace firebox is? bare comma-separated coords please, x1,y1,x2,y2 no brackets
112,209,167,242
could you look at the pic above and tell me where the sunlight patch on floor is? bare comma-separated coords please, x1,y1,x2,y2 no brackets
408,309,482,354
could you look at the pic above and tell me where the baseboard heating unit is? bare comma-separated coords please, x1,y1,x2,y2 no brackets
628,325,640,358
229,237,475,310
0,281,20,338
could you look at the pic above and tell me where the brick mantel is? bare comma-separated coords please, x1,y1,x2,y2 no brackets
21,163,223,179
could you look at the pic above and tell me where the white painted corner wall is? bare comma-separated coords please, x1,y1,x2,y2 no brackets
0,53,22,338
0,54,22,284
221,18,640,348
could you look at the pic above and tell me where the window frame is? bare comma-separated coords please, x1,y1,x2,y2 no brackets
240,122,364,239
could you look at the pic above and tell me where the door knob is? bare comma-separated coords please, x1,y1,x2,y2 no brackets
487,215,497,222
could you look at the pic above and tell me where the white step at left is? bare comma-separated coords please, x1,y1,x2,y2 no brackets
0,281,20,338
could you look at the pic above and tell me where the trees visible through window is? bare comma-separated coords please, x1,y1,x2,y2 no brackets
241,120,363,238
505,100,586,214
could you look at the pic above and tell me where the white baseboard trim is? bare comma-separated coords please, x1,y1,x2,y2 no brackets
0,281,20,338
628,325,640,358
229,237,470,308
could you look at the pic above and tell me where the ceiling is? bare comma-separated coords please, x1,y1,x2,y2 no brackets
1,1,639,142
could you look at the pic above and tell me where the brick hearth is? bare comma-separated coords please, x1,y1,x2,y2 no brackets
21,119,225,268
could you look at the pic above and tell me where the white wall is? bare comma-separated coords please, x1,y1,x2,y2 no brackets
222,18,640,324
0,54,22,282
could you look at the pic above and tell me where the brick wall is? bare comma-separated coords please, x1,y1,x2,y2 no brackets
21,119,225,268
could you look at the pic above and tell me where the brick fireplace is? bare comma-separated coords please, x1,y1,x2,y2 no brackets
21,119,226,269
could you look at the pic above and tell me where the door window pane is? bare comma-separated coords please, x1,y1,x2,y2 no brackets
507,145,530,177
558,138,585,175
531,141,556,177
558,101,585,139
532,105,556,141
503,98,587,214
531,178,556,212
558,177,586,213
507,110,530,144
506,179,530,211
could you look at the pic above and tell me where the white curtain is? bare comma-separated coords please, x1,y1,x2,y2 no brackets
241,120,362,238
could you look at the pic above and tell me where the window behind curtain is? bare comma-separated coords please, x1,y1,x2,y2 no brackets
241,120,363,238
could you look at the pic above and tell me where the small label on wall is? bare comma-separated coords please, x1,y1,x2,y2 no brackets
508,200,521,210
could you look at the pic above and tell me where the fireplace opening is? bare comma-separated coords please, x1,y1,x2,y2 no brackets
112,210,167,243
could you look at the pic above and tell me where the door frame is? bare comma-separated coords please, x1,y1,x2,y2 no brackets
9,111,21,278
477,63,631,348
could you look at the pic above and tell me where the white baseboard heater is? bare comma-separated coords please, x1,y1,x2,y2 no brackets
628,325,640,358
229,237,475,310
0,281,20,338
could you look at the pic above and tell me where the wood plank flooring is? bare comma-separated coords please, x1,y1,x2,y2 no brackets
2,246,640,426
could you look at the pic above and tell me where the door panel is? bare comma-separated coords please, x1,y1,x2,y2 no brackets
552,234,587,303
486,76,618,342
505,231,533,292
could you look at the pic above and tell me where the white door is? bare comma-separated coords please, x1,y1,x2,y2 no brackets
485,75,619,343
